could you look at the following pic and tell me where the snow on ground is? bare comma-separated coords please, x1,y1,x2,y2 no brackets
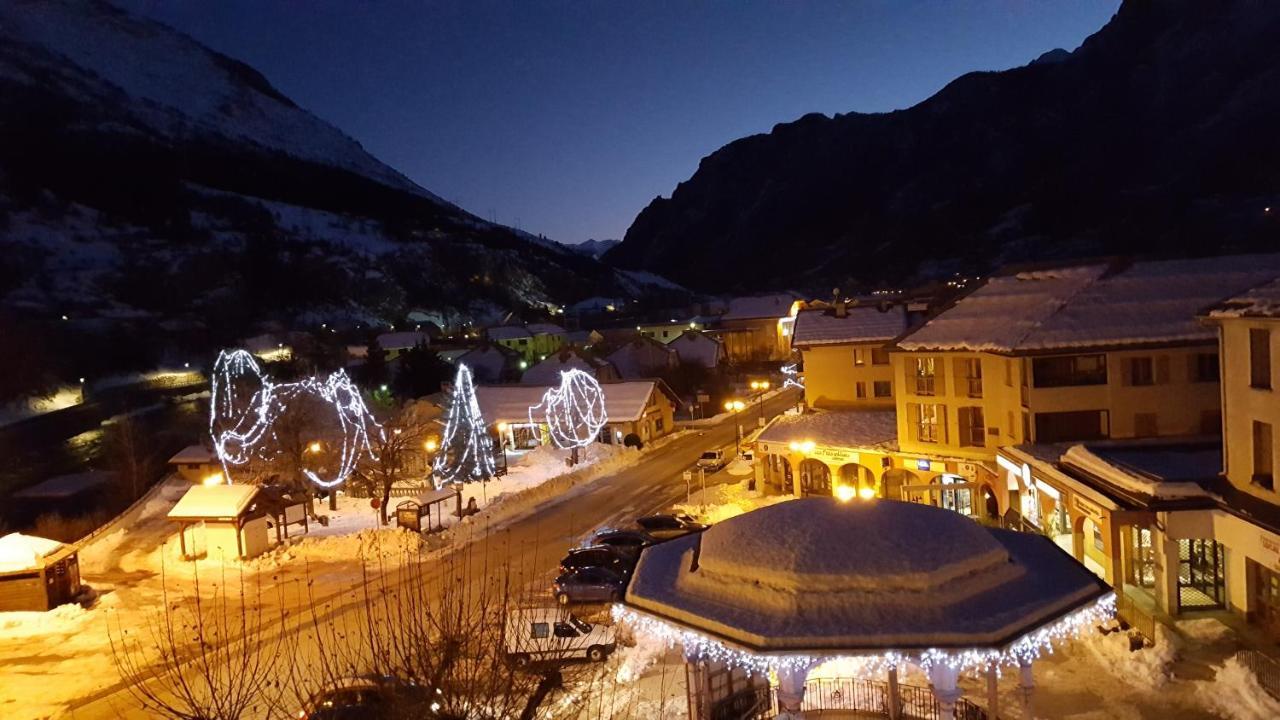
673,477,792,525
0,386,82,427
1195,656,1280,720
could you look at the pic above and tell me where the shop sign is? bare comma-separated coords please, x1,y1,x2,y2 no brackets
811,445,859,464
915,458,932,471
957,462,978,479
1073,495,1105,522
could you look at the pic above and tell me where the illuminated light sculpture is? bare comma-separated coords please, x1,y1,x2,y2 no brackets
209,349,382,488
781,362,804,390
529,368,608,449
433,364,497,484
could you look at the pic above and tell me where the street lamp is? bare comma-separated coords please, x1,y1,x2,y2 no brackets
749,380,770,424
724,400,746,456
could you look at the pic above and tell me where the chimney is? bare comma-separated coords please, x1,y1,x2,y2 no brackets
833,288,847,318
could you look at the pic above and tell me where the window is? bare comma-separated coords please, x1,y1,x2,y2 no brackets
963,358,983,397
1177,539,1226,610
871,347,890,365
1254,420,1274,491
855,382,867,399
1093,523,1105,552
913,357,937,396
1130,527,1156,588
1032,354,1107,388
531,622,550,639
1251,329,1272,389
873,381,892,398
853,348,866,366
1200,410,1222,435
655,416,664,432
1134,412,1158,437
1007,410,1015,439
1192,353,1219,383
553,622,579,639
1128,357,1155,386
913,403,942,443
1034,410,1110,443
958,407,986,447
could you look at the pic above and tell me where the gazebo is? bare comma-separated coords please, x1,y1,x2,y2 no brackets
617,497,1113,719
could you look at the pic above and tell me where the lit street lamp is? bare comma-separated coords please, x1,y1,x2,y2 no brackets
749,380,770,424
724,399,746,456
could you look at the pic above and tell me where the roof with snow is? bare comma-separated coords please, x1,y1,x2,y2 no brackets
1002,439,1221,507
521,349,615,385
721,293,802,321
487,326,532,341
475,380,674,424
791,305,908,347
375,330,430,349
899,254,1280,352
607,337,678,379
0,533,68,573
13,470,115,500
1204,276,1280,319
168,445,216,465
625,498,1110,653
526,323,565,335
168,484,261,520
756,410,898,452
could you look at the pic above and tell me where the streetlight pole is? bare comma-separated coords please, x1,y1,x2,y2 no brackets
724,400,745,456
750,380,771,425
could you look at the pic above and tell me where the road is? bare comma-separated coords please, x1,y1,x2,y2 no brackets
64,387,799,719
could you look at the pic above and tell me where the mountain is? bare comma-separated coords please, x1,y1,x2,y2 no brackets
607,0,1280,293
0,1,672,356
569,239,621,259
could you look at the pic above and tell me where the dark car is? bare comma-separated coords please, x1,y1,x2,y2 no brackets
635,513,709,540
588,528,656,558
299,675,442,719
553,566,627,605
559,544,634,576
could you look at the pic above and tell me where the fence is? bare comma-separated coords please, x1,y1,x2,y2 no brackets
1115,592,1157,643
768,677,989,720
1236,649,1280,701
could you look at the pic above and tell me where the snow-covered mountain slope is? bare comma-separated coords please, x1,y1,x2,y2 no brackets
0,0,683,345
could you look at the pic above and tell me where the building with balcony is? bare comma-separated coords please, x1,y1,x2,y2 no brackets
791,302,910,410
717,293,805,363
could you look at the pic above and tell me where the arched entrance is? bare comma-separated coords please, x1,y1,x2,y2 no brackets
881,468,919,502
798,459,832,497
837,463,877,494
981,484,1000,522
935,474,974,516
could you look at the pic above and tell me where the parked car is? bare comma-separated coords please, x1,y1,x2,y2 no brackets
553,566,627,605
697,449,727,471
635,513,709,540
588,528,656,558
504,607,617,668
559,544,634,576
298,675,442,719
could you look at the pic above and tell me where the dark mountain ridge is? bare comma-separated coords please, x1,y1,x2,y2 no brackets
607,0,1280,293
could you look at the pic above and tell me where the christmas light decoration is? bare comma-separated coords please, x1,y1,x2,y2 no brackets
612,592,1114,677
529,368,608,449
781,362,804,390
209,349,382,488
432,364,497,484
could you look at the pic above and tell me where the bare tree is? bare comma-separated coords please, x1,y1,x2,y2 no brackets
353,399,438,525
107,414,157,500
109,563,295,720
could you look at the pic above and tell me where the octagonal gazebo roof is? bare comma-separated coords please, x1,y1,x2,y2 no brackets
623,498,1111,656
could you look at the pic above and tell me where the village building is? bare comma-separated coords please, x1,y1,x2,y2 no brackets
621,498,1113,720
521,348,620,385
637,317,707,344
167,484,269,561
668,329,725,369
0,533,81,612
791,302,911,410
12,470,116,519
717,293,804,363
474,379,679,450
453,343,523,383
167,445,221,484
606,336,680,379
563,328,604,348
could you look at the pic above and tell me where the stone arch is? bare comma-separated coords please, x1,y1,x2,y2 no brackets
980,482,1001,521
798,459,832,497
881,467,919,502
837,463,879,494
766,453,795,493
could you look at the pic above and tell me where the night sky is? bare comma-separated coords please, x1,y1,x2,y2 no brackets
117,1,1120,246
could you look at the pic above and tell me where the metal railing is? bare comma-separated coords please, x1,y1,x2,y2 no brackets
1236,649,1280,701
768,677,989,720
1115,592,1157,643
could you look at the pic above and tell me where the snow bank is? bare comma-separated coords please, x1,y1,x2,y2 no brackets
1195,656,1280,720
674,479,791,525
1082,622,1179,689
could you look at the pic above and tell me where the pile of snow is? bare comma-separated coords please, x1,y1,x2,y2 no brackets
674,479,791,525
1195,656,1280,720
1083,622,1180,689
1062,445,1211,500
0,600,94,638
0,533,65,572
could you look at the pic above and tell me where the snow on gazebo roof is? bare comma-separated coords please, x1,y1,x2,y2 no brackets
0,533,66,573
167,484,260,521
619,498,1112,673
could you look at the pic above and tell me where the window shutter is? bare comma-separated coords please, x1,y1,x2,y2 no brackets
940,405,949,444
1155,356,1170,384
907,403,919,441
936,359,947,396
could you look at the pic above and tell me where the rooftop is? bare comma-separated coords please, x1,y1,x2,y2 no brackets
475,380,671,423
168,444,216,464
756,410,898,452
625,498,1110,653
900,254,1280,352
721,293,802,321
1204,275,1280,319
487,326,532,341
0,533,67,573
13,470,115,500
791,305,908,347
526,322,566,335
168,483,260,520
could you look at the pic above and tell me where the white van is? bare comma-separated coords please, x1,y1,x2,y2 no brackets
504,607,616,668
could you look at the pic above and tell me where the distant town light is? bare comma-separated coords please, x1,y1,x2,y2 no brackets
308,441,322,453
78,377,85,384
424,438,438,452
380,384,388,392
60,314,69,321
